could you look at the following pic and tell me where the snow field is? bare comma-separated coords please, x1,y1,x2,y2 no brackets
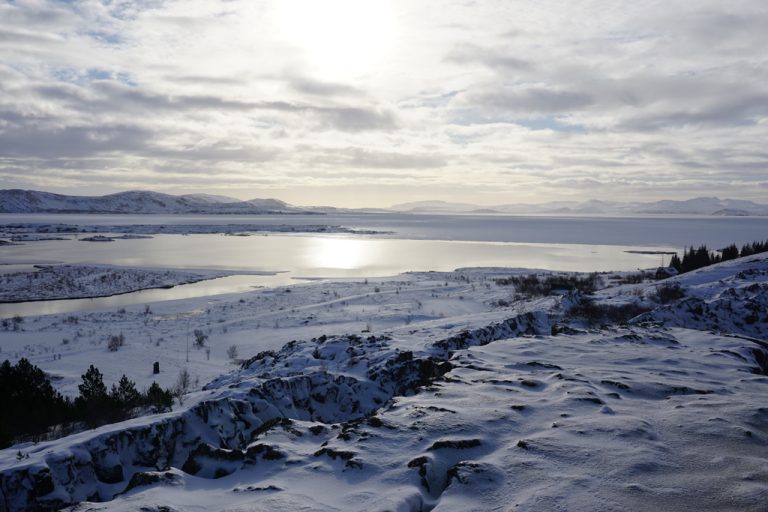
0,255,767,510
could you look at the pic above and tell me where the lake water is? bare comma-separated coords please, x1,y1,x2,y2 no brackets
3,212,767,246
2,212,766,316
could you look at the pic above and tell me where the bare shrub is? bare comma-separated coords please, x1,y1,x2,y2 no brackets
174,367,191,405
496,273,601,296
193,329,208,348
567,299,650,327
652,283,686,304
107,333,125,352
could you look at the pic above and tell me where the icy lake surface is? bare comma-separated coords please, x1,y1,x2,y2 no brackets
1,212,767,316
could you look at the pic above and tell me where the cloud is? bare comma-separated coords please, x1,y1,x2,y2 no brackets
0,124,151,159
1,0,767,205
617,92,768,131
287,76,362,97
311,147,447,170
472,88,593,113
312,106,397,132
446,43,533,71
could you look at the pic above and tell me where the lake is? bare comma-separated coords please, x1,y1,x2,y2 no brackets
2,212,766,316
2,211,767,246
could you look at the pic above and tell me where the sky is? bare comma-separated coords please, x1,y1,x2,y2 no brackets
1,0,767,208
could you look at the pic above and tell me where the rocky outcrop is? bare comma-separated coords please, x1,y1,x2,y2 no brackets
1,315,543,511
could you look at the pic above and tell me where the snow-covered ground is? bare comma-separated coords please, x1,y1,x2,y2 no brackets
0,222,386,236
0,255,767,511
0,265,238,302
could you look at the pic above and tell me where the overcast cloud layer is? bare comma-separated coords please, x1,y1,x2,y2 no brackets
1,0,767,207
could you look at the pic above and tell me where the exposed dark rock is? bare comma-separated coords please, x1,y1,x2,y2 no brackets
233,484,283,493
245,444,285,461
94,462,124,484
124,471,179,493
313,448,362,468
526,361,563,370
407,456,428,468
601,379,631,390
751,348,768,375
575,397,605,405
428,439,482,451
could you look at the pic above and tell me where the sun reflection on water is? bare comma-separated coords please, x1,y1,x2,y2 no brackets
305,237,375,270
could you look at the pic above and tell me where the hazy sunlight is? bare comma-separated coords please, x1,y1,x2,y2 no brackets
273,0,396,78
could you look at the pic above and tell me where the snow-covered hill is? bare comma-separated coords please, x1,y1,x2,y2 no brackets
390,196,768,216
5,189,766,216
180,193,240,204
636,196,768,215
0,190,309,215
390,200,497,213
0,255,767,510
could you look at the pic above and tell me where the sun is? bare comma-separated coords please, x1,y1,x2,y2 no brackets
273,0,397,79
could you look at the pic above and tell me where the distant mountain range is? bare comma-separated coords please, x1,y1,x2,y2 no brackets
1,189,766,216
0,190,312,215
390,197,768,216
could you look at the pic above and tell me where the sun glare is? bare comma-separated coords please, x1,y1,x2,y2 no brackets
273,0,396,79
306,237,373,270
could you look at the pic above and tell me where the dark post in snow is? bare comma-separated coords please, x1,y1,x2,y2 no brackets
153,361,160,374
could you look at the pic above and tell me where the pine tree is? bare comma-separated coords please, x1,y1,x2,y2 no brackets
669,253,682,271
146,382,174,412
0,358,70,448
77,364,109,425
78,365,107,402
110,375,141,409
720,243,739,261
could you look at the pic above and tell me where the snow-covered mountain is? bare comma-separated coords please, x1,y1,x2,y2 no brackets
5,190,765,216
390,200,498,213
0,190,309,215
1,253,767,511
180,193,240,204
390,197,768,216
635,196,768,215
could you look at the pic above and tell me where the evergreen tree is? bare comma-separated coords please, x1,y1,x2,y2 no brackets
0,358,70,448
720,243,739,261
693,245,711,269
110,374,141,409
76,364,109,425
78,365,107,402
675,238,768,275
146,382,174,412
669,253,682,271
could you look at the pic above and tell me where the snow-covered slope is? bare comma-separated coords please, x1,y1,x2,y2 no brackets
180,194,241,204
0,190,307,215
1,256,767,511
